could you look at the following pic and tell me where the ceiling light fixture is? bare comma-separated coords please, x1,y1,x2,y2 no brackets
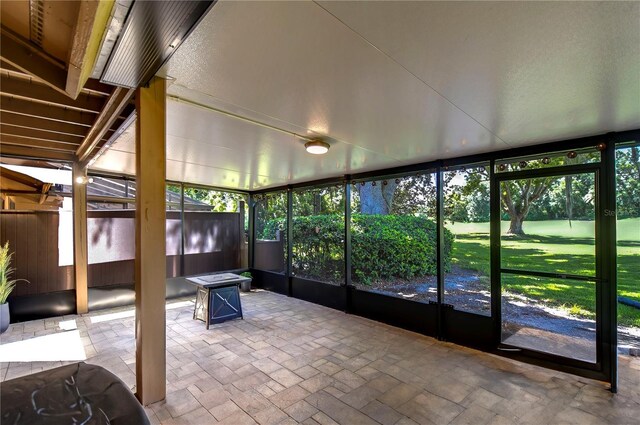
305,140,330,155
75,176,94,185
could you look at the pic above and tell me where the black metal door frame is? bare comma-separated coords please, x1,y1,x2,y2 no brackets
490,160,616,389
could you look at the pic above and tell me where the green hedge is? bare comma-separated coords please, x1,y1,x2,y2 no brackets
262,214,453,284
352,214,453,283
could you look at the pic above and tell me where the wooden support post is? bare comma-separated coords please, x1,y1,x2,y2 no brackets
72,163,89,314
135,76,166,405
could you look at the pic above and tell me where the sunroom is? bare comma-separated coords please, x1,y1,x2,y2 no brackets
1,1,639,424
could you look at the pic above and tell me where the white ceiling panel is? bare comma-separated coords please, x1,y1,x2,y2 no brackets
155,0,504,189
95,1,639,190
318,1,640,145
91,99,403,189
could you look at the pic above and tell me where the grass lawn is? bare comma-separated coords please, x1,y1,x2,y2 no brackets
446,218,640,327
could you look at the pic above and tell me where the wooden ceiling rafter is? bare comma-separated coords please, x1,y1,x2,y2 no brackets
0,134,79,151
0,123,84,145
1,0,113,101
0,145,76,162
0,111,89,137
76,87,134,165
0,96,98,127
0,61,112,97
0,2,134,167
0,25,68,96
0,59,134,166
0,74,104,114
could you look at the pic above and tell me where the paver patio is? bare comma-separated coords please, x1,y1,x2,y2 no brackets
1,290,639,424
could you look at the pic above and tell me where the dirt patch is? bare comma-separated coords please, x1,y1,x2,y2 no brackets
353,267,491,314
353,267,639,353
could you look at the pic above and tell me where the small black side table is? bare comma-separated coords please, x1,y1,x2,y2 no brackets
187,273,249,329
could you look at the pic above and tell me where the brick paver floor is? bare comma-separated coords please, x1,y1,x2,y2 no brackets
2,290,639,424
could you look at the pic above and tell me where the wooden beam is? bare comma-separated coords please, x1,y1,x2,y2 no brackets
0,144,75,161
66,1,115,99
0,97,95,126
1,60,112,97
0,190,41,195
0,25,68,95
72,163,89,314
135,76,166,406
77,87,135,165
1,124,84,144
0,75,104,113
0,134,79,152
39,184,52,204
0,111,88,137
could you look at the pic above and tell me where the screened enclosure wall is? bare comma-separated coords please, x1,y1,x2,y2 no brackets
615,143,640,354
83,178,249,287
350,173,439,304
443,164,491,316
249,132,637,387
254,191,287,273
292,186,345,285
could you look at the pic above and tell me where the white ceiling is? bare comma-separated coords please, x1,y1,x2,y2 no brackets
91,1,640,191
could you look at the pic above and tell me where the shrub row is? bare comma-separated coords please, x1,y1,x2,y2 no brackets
262,214,454,284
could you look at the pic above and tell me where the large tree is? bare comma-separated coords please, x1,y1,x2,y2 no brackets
501,178,551,235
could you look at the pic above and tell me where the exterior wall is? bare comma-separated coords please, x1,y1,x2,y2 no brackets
0,209,244,298
0,211,74,297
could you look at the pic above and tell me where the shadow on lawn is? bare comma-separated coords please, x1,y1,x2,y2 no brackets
457,232,640,248
501,234,596,246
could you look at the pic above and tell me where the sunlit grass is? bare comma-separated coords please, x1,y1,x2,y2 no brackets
447,218,640,327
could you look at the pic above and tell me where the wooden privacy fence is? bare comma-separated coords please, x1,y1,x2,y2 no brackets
0,209,246,298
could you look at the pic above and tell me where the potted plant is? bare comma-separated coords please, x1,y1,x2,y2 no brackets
0,242,27,333
239,271,252,292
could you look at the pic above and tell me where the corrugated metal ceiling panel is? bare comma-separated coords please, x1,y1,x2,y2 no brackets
100,0,213,88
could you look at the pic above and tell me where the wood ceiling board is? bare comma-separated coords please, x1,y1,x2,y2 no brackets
66,0,114,99
318,1,640,146
0,26,68,93
0,111,89,137
38,0,80,63
160,1,503,179
0,61,113,98
0,133,79,151
0,144,75,161
0,75,104,113
0,96,96,126
0,123,84,144
0,1,30,41
0,157,66,169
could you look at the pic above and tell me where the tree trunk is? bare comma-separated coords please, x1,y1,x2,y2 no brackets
565,175,573,228
508,215,525,235
358,181,397,215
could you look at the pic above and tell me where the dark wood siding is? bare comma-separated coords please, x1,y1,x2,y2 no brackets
0,211,74,297
1,209,244,296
